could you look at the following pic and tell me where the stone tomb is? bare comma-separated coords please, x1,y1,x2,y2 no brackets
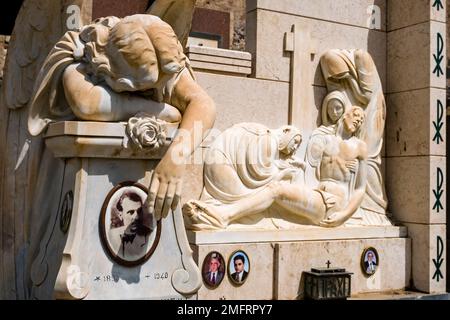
30,121,201,300
189,227,410,300
0,0,446,300
38,0,445,299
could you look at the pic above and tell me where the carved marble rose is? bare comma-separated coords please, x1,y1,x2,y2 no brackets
126,113,167,150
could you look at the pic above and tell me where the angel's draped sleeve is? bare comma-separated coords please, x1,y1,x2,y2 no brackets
27,31,83,136
27,17,120,136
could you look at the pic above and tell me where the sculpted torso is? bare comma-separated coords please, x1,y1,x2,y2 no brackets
320,135,364,195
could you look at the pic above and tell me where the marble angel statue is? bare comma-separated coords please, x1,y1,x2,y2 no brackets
29,0,215,220
0,0,215,299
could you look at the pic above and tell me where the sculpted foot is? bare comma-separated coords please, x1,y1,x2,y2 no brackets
182,200,228,230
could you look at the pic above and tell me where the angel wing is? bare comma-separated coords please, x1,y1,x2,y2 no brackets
0,0,92,300
1,0,92,110
147,0,197,48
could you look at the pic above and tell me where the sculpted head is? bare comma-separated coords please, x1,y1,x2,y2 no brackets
277,125,302,156
321,91,347,126
90,17,185,92
327,98,344,123
104,21,159,92
343,106,365,134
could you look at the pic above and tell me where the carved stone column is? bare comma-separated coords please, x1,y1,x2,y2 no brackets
386,0,447,293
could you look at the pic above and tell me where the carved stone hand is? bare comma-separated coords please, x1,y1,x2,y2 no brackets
345,159,359,173
319,211,349,228
146,156,185,220
288,158,306,171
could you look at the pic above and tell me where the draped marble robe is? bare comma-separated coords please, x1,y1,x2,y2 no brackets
184,122,309,230
320,49,390,225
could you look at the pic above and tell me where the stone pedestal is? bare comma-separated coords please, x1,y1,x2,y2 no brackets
386,0,447,293
189,226,411,300
32,121,201,300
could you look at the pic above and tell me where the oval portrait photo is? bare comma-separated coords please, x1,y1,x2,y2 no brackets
202,251,226,289
100,182,161,267
228,250,250,286
361,247,379,276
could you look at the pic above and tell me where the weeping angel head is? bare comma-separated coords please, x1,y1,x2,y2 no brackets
81,15,186,93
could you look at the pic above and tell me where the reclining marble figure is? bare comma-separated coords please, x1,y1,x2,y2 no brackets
183,106,368,230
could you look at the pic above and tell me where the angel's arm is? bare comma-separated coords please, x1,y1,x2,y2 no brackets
62,63,182,123
145,70,216,219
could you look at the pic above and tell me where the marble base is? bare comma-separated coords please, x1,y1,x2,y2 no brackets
189,227,411,300
31,122,201,300
188,226,407,244
186,45,252,76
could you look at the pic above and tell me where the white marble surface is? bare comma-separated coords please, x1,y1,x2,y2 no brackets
386,156,446,225
247,0,387,31
403,223,446,294
186,45,252,60
247,8,387,89
386,88,447,157
194,243,274,300
44,121,179,159
82,159,188,300
388,0,446,31
195,72,290,132
275,237,411,299
191,235,410,299
188,226,407,245
32,133,201,300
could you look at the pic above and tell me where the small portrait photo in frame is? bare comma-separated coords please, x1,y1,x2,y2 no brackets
361,247,379,276
202,251,226,289
100,181,161,267
228,250,250,286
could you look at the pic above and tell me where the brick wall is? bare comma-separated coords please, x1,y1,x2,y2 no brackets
195,0,246,50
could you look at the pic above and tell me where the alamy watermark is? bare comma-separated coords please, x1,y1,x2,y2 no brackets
367,5,381,30
165,122,303,167
66,5,81,31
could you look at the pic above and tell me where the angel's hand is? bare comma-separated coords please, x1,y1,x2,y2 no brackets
145,156,185,221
